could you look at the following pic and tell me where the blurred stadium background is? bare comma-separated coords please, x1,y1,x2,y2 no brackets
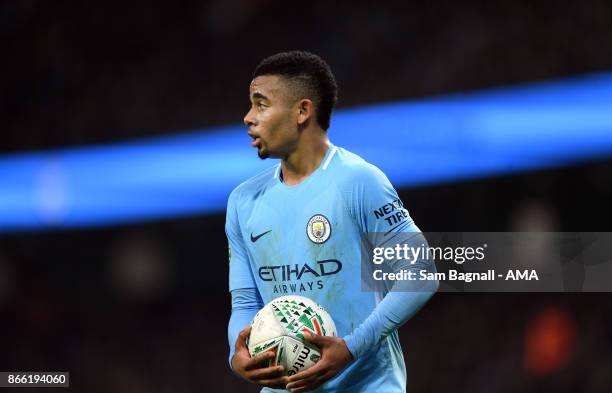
1,1,612,392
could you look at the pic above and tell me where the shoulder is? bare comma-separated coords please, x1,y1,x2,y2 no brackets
331,147,391,190
227,164,279,208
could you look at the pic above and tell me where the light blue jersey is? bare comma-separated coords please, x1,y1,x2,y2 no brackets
226,145,435,392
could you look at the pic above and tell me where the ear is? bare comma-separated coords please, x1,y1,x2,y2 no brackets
296,99,315,126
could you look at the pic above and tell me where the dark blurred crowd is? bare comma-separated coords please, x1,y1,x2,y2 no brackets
2,0,612,153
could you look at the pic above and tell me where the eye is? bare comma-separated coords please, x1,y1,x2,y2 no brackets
257,102,267,109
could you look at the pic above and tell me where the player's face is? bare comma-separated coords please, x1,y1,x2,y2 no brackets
244,75,299,159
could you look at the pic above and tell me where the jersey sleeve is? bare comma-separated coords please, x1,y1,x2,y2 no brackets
228,287,264,369
341,162,419,235
226,189,257,291
337,162,438,359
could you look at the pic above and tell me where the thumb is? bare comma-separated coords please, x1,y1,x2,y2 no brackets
236,326,251,350
303,332,325,346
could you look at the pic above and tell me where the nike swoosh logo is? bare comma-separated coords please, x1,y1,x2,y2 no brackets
251,230,271,243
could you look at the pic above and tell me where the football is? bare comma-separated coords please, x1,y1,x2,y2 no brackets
247,295,337,376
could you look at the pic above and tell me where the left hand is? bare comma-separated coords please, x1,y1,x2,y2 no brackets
285,333,353,393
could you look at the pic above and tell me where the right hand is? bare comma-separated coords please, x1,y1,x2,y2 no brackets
232,326,289,388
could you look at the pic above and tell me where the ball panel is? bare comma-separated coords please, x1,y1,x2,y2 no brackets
269,295,337,339
314,303,337,337
248,302,285,348
283,336,321,376
248,336,283,368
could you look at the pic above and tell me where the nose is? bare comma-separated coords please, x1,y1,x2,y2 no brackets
244,107,256,127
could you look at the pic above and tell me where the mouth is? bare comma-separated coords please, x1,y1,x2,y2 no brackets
248,130,261,148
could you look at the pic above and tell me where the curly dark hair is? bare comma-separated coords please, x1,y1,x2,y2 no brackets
253,51,338,130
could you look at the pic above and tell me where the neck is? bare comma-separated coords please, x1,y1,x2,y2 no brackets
281,131,331,186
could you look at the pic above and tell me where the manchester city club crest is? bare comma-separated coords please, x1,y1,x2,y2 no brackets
307,214,331,244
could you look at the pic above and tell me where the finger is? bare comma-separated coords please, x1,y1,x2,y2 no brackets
244,351,275,371
248,365,285,381
257,376,289,389
286,372,318,390
303,333,326,347
290,371,332,393
235,326,251,350
286,360,325,383
292,382,322,393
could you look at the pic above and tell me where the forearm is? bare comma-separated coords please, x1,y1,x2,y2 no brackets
344,232,438,359
343,290,435,359
228,288,264,368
